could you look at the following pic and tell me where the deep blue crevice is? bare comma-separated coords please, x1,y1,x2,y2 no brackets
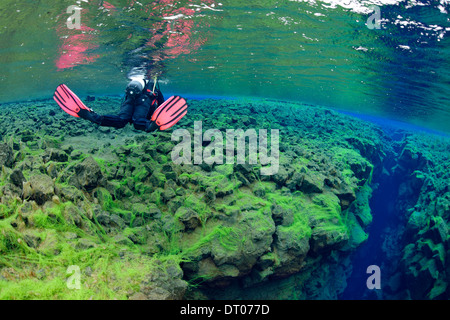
339,171,403,299
339,125,409,300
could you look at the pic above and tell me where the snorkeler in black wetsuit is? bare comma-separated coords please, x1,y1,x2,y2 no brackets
78,79,165,132
54,79,187,132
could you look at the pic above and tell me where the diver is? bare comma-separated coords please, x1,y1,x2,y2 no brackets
53,78,187,132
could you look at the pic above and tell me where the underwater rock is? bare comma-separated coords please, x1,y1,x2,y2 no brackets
64,232,78,240
149,172,166,188
167,196,184,214
198,258,241,287
63,204,83,228
133,261,188,300
427,216,448,245
176,207,200,231
38,231,59,256
397,144,427,174
299,172,324,194
23,231,42,249
310,228,349,254
59,185,84,203
94,187,113,209
70,149,83,160
22,174,55,205
113,234,134,246
0,143,14,168
132,202,162,220
345,136,381,166
204,186,216,204
19,130,35,143
161,163,177,180
17,200,39,227
162,186,176,203
272,226,310,277
349,159,372,185
1,182,22,201
46,162,58,179
272,166,292,186
10,169,26,187
333,186,357,211
271,204,294,226
45,148,69,163
286,171,303,191
215,177,237,198
61,145,74,155
235,171,250,186
75,238,97,250
210,210,275,278
96,212,111,226
69,156,104,191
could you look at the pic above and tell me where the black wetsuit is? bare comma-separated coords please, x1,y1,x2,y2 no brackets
88,82,164,132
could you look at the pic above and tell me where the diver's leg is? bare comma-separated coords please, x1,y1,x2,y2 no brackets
131,97,156,132
133,118,158,132
99,115,129,128
78,109,103,124
80,100,134,128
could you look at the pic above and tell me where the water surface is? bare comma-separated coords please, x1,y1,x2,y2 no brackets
0,0,449,132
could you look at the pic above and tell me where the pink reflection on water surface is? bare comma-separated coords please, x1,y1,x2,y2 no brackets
55,1,215,72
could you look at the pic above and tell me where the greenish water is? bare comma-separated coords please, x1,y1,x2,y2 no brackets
0,0,449,132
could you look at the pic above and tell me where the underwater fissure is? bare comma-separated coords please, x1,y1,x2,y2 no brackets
195,126,448,300
340,131,423,299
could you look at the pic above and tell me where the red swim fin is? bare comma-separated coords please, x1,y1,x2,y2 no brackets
53,84,92,118
151,96,187,131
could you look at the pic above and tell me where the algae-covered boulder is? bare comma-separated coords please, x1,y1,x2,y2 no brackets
130,260,188,300
23,231,42,249
271,204,293,226
22,174,55,205
69,156,103,191
132,202,162,219
272,166,292,186
333,185,356,211
59,185,84,203
45,148,69,163
272,225,310,277
1,181,22,202
175,207,200,231
185,209,276,284
63,203,83,228
310,228,349,253
0,143,14,168
299,172,324,194
10,169,26,187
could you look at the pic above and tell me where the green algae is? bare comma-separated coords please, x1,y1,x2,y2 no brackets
5,96,446,300
0,244,162,300
0,199,175,300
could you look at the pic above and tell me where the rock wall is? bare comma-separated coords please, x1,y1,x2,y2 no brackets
0,97,448,299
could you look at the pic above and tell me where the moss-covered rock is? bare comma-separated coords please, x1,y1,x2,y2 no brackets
175,206,201,231
2,96,448,301
9,169,26,188
69,156,104,191
0,143,14,168
22,174,55,205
